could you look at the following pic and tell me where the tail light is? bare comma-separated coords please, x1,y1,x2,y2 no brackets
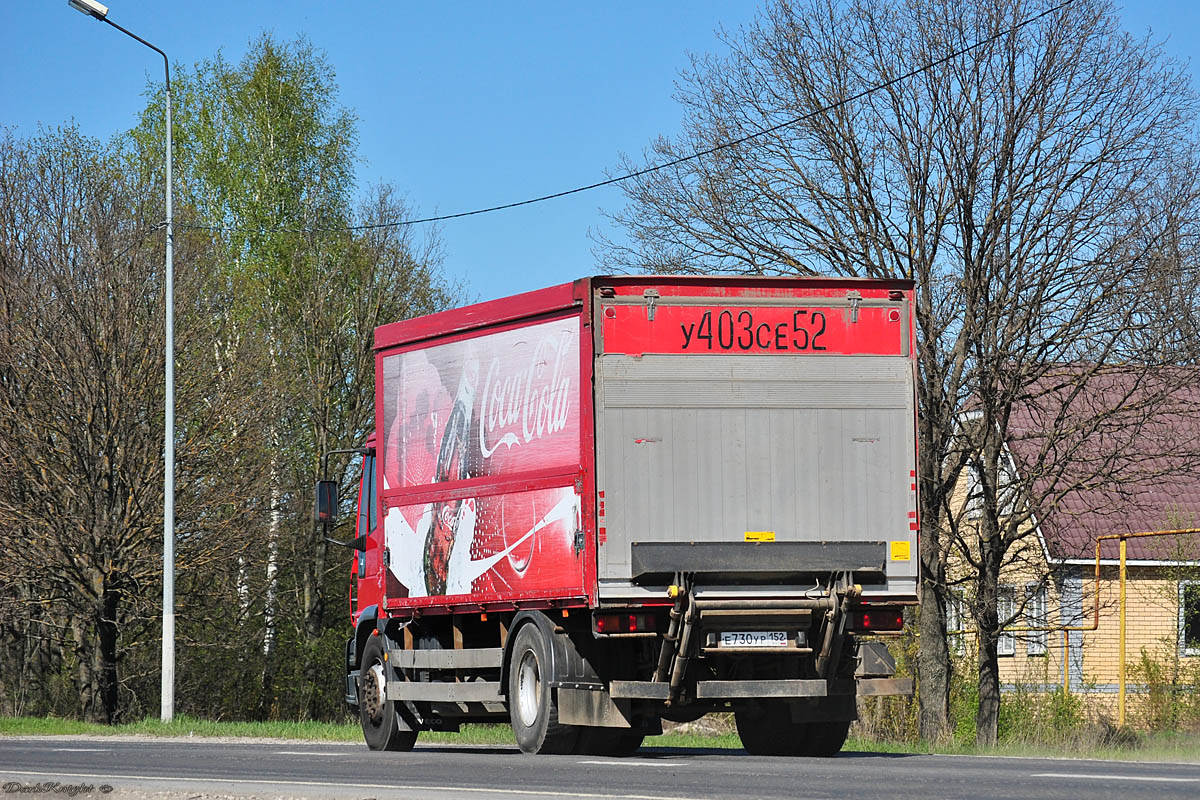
847,607,904,632
594,612,656,634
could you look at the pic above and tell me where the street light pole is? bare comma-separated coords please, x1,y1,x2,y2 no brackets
69,0,176,722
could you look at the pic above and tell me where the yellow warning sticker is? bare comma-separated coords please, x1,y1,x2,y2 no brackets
745,531,776,543
890,540,912,561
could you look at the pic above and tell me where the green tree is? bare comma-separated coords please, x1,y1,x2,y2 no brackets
133,33,457,719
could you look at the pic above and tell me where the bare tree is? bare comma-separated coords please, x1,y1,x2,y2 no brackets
0,123,284,722
600,0,1199,742
0,127,172,722
285,185,457,718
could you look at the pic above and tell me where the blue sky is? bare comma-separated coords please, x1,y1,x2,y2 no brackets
3,2,1198,303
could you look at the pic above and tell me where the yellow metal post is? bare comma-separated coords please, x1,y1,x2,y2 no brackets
1118,537,1127,727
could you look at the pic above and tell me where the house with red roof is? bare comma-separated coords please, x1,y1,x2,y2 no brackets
948,370,1200,722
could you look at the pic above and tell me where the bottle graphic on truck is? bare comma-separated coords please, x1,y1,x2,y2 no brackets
421,358,477,596
317,276,918,756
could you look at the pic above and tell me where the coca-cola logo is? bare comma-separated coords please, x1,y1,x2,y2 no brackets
436,502,457,532
479,330,573,458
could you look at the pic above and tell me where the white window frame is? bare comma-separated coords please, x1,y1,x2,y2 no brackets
964,451,1022,522
1180,580,1200,658
965,466,983,520
946,593,966,655
1025,583,1047,657
997,585,1015,657
998,448,1022,518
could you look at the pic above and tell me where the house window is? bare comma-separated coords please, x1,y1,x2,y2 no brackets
965,466,983,520
1181,581,1200,657
947,593,966,655
1025,583,1047,656
997,585,1015,656
964,457,1021,521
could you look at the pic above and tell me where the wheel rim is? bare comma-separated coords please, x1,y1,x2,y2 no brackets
516,649,541,727
363,662,386,725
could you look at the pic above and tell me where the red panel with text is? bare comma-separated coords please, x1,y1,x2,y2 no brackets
601,303,905,356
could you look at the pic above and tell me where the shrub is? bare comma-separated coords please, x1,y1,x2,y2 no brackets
1128,645,1200,733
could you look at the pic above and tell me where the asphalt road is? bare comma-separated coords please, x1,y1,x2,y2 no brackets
1,736,1199,800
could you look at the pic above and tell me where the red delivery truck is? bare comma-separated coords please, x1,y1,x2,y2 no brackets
319,275,918,756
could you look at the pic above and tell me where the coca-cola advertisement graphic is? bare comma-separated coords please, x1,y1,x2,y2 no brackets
380,316,582,600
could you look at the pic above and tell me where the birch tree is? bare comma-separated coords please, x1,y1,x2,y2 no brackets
134,33,457,718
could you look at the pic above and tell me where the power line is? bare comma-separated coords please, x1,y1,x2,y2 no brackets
186,0,1076,236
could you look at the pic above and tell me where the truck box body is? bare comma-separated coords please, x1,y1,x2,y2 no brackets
343,275,919,756
370,276,918,615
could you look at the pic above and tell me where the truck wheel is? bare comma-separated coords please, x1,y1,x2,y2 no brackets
800,720,850,757
507,623,580,754
735,707,849,757
576,728,645,757
735,705,807,756
358,634,418,752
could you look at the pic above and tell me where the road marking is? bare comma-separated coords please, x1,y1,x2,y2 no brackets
51,748,111,752
0,769,690,800
272,751,347,756
940,752,1200,768
577,760,686,767
1032,772,1200,783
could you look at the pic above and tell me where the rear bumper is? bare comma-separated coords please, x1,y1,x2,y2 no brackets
629,541,887,585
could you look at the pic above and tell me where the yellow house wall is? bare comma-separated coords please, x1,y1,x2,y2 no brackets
1076,566,1188,685
944,466,1200,723
990,566,1191,682
950,562,1197,726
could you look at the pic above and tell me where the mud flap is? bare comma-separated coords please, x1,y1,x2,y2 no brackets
557,688,633,728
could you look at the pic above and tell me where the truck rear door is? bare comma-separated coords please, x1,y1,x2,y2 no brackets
592,278,918,602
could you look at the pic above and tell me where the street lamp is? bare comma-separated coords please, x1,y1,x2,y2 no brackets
69,0,176,723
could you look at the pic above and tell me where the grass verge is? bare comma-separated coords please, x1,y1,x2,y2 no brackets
0,717,733,749
0,716,363,742
842,732,1200,762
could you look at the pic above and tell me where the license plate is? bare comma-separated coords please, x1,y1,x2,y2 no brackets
719,631,788,648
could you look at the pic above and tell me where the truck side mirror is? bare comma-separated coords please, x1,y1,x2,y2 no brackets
314,480,338,525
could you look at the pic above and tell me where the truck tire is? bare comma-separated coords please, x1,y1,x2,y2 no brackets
735,705,796,755
576,728,645,757
735,707,850,757
799,720,850,757
358,634,418,752
507,623,580,754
